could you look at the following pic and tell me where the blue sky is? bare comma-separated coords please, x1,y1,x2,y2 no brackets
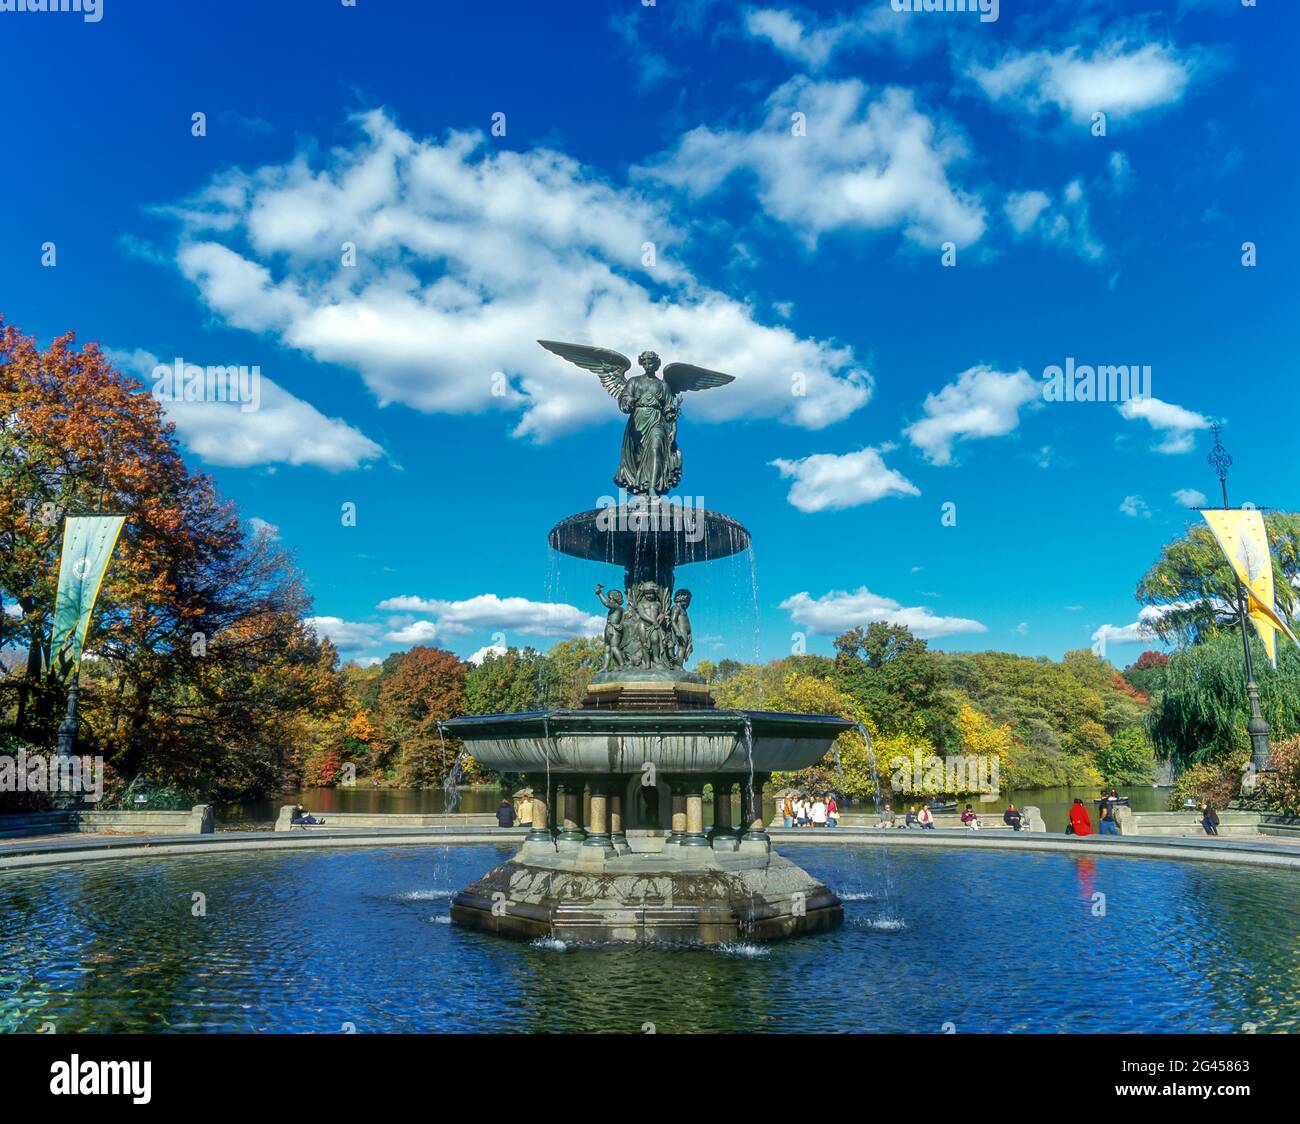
2,0,1296,668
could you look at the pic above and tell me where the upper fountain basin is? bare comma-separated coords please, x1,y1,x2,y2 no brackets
440,709,852,775
548,503,751,568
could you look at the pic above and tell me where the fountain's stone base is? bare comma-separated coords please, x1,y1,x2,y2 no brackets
583,668,715,710
450,844,841,945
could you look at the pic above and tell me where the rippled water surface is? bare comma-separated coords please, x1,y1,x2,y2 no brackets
1,844,1296,1033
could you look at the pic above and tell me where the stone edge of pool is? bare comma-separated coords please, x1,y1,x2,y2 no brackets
2,826,1299,872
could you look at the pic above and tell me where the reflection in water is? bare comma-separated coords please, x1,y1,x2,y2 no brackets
1,844,1296,1033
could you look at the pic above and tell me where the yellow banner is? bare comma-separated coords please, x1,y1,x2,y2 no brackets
1201,508,1297,667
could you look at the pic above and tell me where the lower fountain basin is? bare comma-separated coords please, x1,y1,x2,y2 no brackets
440,708,853,775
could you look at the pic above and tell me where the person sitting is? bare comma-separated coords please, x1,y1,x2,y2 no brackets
1200,802,1220,836
496,799,516,828
917,804,935,830
878,802,894,829
905,806,919,828
1067,798,1092,836
1098,802,1119,835
960,803,980,830
1003,804,1022,831
516,794,533,830
292,806,323,826
810,797,828,828
796,797,811,828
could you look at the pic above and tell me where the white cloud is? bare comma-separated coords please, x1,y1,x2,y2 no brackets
376,593,601,638
305,616,383,650
1117,395,1211,454
248,517,280,540
384,620,441,645
642,78,987,249
1119,495,1151,519
1173,487,1207,508
903,364,1039,466
1092,603,1186,648
968,41,1197,123
160,109,871,442
781,587,986,640
467,644,508,666
769,446,919,512
106,347,382,471
742,5,943,68
1003,179,1104,261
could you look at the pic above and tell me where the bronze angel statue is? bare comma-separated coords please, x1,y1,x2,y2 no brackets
538,340,735,499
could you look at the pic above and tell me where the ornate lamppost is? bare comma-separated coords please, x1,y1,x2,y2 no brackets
1206,425,1273,776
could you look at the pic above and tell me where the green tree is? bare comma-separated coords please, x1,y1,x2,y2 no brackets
1135,513,1300,646
832,623,956,747
1149,631,1300,769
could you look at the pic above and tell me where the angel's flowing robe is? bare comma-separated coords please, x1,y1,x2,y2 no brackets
615,375,682,496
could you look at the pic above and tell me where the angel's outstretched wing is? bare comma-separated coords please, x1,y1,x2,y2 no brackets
537,339,632,399
662,362,735,396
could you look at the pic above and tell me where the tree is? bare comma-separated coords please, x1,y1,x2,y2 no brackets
1094,725,1156,785
1123,651,1168,698
0,320,335,799
832,623,956,747
1149,631,1300,769
463,647,543,716
376,647,467,788
1135,513,1300,646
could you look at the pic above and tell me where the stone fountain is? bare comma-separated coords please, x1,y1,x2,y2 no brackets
444,340,852,945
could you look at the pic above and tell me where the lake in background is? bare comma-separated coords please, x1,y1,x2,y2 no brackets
219,784,1173,834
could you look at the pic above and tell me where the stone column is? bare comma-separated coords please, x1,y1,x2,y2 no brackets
666,778,687,847
556,781,585,844
682,778,709,847
610,787,629,851
740,773,770,843
709,777,732,840
525,775,551,843
584,780,613,851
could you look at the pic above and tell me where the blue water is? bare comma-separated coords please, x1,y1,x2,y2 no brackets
1,844,1295,1033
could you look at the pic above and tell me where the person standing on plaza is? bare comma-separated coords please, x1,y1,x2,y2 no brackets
811,796,828,827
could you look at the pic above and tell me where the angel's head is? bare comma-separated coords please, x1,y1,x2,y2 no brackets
638,351,662,376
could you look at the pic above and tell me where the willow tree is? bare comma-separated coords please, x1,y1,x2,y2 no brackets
1148,631,1300,768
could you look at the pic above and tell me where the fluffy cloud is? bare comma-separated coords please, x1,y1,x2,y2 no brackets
1119,495,1151,519
904,365,1039,466
769,446,919,512
376,593,601,638
160,110,871,442
1173,488,1207,508
781,587,986,640
968,41,1197,123
106,347,382,471
1091,603,1188,649
305,616,383,650
1117,395,1211,454
641,78,987,248
1003,179,1104,261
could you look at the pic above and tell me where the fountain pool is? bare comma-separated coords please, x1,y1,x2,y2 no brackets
2,843,1296,1033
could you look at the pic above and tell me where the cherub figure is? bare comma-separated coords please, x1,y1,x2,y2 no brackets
669,588,693,668
594,584,625,670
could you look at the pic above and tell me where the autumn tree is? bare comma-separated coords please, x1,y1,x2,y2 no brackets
376,646,467,787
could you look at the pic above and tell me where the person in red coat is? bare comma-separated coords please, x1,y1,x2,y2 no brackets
1067,798,1093,836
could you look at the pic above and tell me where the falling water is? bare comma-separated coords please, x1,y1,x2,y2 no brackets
854,722,883,816
438,724,465,816
854,721,898,922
